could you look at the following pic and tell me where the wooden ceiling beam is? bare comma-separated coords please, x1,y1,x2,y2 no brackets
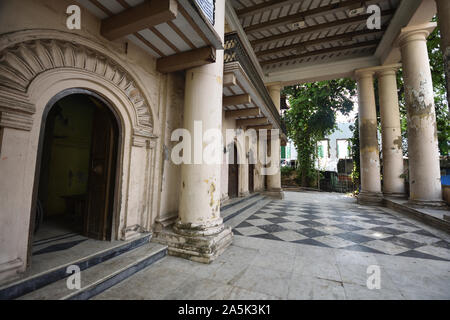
256,28,385,58
223,94,252,107
247,124,273,130
156,46,216,73
244,0,366,34
260,40,379,66
101,0,178,40
225,108,260,118
223,72,237,87
250,9,395,47
236,117,268,127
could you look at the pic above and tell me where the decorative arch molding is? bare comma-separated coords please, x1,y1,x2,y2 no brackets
0,36,154,138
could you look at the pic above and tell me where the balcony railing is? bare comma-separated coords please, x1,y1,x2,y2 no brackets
224,32,286,135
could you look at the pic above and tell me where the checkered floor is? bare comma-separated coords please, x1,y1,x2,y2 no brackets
233,200,450,261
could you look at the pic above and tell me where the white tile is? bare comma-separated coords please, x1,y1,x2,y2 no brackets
364,240,410,255
314,235,356,248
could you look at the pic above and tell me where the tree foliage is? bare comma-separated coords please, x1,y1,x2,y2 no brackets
282,79,356,187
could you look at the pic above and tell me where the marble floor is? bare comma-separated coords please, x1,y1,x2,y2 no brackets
94,191,450,300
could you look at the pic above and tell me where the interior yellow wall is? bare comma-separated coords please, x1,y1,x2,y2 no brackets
45,95,94,216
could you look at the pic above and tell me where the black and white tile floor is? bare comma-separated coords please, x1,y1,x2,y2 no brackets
233,200,450,261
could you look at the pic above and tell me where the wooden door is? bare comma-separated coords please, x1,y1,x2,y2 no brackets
248,164,254,193
228,144,239,198
84,103,117,240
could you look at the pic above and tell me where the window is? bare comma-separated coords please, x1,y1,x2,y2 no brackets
337,139,351,159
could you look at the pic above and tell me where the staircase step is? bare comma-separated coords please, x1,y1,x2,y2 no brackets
0,234,151,300
19,243,167,300
221,193,260,211
222,194,265,222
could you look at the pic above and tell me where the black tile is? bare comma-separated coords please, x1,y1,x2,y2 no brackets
258,224,287,233
332,224,362,232
266,217,291,224
363,219,393,226
412,229,436,237
337,232,373,244
235,221,254,228
370,226,406,236
246,214,260,220
295,228,328,238
432,240,450,250
293,238,331,248
233,229,243,236
300,214,322,220
382,236,423,249
251,233,282,241
397,250,449,261
297,220,325,228
34,239,88,255
341,244,385,254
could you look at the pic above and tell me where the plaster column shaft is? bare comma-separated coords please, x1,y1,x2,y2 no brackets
355,70,383,204
436,0,450,105
398,23,443,205
266,84,283,199
377,67,406,196
159,0,233,262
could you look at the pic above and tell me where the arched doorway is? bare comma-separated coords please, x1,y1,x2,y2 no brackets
34,92,119,242
228,143,239,199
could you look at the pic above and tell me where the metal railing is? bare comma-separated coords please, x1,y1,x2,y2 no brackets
224,32,287,135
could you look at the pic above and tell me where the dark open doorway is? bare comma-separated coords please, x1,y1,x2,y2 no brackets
249,164,255,193
34,93,119,244
228,143,239,199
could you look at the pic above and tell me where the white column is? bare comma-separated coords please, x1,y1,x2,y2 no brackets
162,0,233,263
376,65,406,197
266,84,283,199
355,69,383,204
398,23,444,206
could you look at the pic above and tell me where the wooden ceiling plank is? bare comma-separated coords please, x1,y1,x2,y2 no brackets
260,39,379,66
244,0,376,34
251,9,395,46
133,32,165,57
156,46,216,73
167,21,196,50
257,27,385,57
237,0,299,18
101,0,178,40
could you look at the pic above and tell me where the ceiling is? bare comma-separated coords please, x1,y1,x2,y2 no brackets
77,0,221,59
229,0,401,73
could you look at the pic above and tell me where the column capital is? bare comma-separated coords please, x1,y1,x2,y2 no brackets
354,68,375,80
396,22,437,47
266,82,283,91
375,64,402,77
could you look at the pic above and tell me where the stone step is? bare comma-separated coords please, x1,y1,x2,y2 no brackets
0,234,152,300
18,243,167,300
221,192,260,211
222,194,266,223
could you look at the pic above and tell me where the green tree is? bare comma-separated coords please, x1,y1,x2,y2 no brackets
283,79,356,187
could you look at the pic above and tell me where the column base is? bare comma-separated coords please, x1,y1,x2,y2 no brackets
357,191,383,205
154,221,233,264
263,188,284,199
408,199,448,209
239,191,250,198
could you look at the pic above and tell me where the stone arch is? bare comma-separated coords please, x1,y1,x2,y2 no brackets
0,37,154,137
